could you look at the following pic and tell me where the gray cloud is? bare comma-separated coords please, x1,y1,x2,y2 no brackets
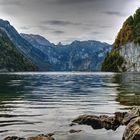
31,24,65,34
100,25,112,29
0,0,22,6
104,11,126,17
91,31,101,35
42,20,80,26
31,25,55,32
52,30,65,34
20,26,30,30
53,0,94,5
0,0,139,44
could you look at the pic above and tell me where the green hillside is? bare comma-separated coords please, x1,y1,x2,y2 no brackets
0,29,37,72
102,8,140,72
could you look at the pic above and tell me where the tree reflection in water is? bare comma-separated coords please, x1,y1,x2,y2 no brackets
115,73,140,106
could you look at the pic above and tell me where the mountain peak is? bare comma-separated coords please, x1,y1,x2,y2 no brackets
57,42,63,46
21,33,52,47
0,19,10,26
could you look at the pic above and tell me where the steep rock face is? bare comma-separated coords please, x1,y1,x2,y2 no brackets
119,43,140,72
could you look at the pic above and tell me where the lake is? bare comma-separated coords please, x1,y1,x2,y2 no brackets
0,72,139,140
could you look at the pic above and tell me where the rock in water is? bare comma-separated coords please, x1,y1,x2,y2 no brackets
27,134,55,140
99,115,119,130
115,112,127,124
72,107,140,140
4,134,55,140
72,115,103,129
69,129,82,133
123,117,140,140
4,108,140,140
122,107,140,125
4,136,25,140
72,113,126,130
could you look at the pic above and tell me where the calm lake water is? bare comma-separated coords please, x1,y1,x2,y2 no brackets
0,72,139,140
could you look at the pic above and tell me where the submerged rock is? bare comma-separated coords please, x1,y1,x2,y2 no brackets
4,136,25,140
27,134,54,140
69,129,82,133
4,134,55,140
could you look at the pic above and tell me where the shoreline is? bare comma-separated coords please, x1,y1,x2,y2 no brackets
4,107,140,140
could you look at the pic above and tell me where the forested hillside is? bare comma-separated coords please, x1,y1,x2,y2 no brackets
0,29,37,72
102,8,140,72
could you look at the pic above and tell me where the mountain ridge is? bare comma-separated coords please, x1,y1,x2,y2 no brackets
0,19,112,71
21,33,112,71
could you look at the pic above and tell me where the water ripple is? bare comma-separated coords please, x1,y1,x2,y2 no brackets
0,72,139,139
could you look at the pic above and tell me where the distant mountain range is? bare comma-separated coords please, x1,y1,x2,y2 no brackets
0,19,112,71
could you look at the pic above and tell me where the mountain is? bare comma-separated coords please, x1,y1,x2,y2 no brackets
102,8,140,72
21,34,112,71
0,29,37,72
0,19,49,71
0,19,112,71
20,34,54,49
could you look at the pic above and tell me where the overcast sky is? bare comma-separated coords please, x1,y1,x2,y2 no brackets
0,0,140,44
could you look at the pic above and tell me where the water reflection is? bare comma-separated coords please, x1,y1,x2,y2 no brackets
115,73,140,106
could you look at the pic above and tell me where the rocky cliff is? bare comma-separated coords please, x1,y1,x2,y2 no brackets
119,42,140,72
102,8,140,72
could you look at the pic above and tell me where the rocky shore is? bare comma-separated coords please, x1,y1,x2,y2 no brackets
4,107,140,140
4,134,55,140
72,107,140,140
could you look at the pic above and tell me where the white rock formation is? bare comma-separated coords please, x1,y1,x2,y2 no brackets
119,42,140,72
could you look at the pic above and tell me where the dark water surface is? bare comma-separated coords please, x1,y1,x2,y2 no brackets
0,72,139,140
